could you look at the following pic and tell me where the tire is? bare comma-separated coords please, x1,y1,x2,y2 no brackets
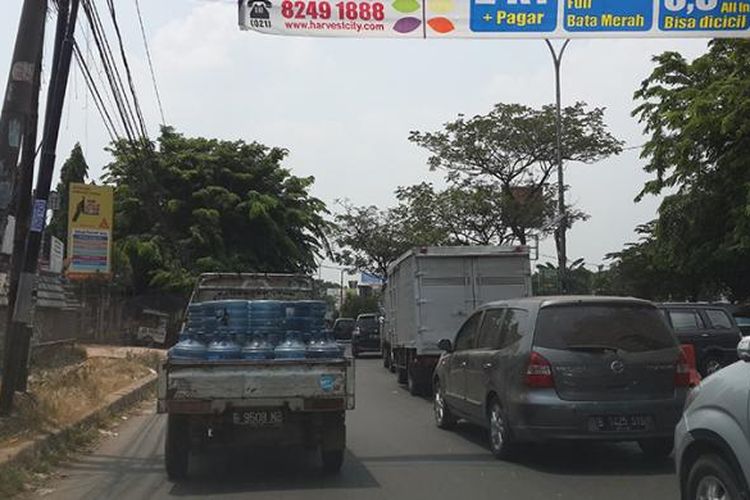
397,366,408,385
165,415,190,481
321,449,344,474
701,356,723,378
638,438,674,458
487,399,515,460
686,454,746,500
407,367,422,396
433,380,456,429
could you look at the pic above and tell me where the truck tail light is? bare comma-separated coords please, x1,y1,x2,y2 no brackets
680,344,701,387
675,348,692,388
525,351,555,388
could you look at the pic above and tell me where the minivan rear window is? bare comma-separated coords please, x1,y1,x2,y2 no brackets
534,304,676,353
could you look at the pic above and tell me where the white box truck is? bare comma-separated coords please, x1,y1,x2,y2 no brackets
382,246,531,396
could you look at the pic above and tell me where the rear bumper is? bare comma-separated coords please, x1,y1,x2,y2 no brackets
509,389,686,442
352,337,381,352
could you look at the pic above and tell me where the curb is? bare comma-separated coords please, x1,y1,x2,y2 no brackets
0,372,158,470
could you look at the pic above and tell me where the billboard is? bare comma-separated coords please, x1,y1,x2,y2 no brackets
239,0,750,38
67,183,113,280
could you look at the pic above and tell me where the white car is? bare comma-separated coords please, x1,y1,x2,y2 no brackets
675,337,750,500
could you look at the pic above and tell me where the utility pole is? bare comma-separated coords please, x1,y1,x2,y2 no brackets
0,1,48,258
545,39,570,295
9,41,43,394
5,0,81,409
0,0,48,415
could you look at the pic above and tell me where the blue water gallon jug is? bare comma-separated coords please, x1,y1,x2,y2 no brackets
168,336,207,360
206,336,242,361
242,336,275,360
249,300,283,329
319,331,344,359
275,331,306,359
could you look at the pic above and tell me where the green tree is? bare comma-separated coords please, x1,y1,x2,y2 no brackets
409,102,623,245
632,39,750,301
394,182,514,246
105,128,331,295
47,143,89,245
532,259,593,295
331,201,410,281
340,292,380,320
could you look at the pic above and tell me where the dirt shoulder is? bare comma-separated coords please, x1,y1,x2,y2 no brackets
0,345,162,449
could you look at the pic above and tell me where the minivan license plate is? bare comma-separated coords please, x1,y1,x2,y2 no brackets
232,409,283,427
588,415,652,432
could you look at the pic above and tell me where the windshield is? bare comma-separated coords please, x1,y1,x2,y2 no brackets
534,304,676,353
357,316,378,330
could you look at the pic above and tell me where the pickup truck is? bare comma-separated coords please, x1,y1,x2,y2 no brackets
157,273,355,480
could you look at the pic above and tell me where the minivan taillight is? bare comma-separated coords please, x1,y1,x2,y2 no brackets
525,352,555,388
675,349,691,388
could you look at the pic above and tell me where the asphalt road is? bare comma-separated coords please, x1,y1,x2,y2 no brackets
35,357,680,500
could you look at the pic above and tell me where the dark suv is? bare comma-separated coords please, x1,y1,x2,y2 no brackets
433,296,689,459
658,303,742,377
332,317,355,341
352,313,381,358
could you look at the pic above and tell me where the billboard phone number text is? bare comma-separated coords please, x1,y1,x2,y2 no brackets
281,1,386,21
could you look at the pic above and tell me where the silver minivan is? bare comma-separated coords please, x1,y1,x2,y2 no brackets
433,296,690,459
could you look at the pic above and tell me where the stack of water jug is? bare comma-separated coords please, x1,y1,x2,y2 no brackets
168,299,344,361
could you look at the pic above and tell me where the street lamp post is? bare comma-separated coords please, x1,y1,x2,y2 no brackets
545,38,570,294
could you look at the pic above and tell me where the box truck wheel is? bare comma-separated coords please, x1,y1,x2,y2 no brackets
321,449,344,474
397,366,408,385
165,414,190,480
408,366,426,396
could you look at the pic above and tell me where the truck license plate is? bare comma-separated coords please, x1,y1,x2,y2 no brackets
232,409,283,427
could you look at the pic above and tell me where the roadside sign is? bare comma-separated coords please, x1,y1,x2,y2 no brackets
239,0,750,38
66,183,113,280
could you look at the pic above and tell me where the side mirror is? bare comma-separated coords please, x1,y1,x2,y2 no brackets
438,339,453,353
738,337,750,362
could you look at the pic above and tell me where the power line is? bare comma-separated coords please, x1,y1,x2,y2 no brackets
134,0,166,126
73,41,118,142
104,0,148,139
80,0,140,142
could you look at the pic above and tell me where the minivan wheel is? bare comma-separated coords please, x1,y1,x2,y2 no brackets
687,454,744,500
487,399,515,460
638,438,674,458
433,380,456,429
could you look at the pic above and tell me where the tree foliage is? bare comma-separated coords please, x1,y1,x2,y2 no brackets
105,128,330,295
340,292,380,320
409,102,623,243
332,201,410,281
48,143,89,245
625,40,750,301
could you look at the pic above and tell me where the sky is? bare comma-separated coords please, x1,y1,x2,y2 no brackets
0,0,709,283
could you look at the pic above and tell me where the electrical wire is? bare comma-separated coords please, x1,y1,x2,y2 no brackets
134,0,167,126
73,41,119,142
104,0,149,139
80,0,139,142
